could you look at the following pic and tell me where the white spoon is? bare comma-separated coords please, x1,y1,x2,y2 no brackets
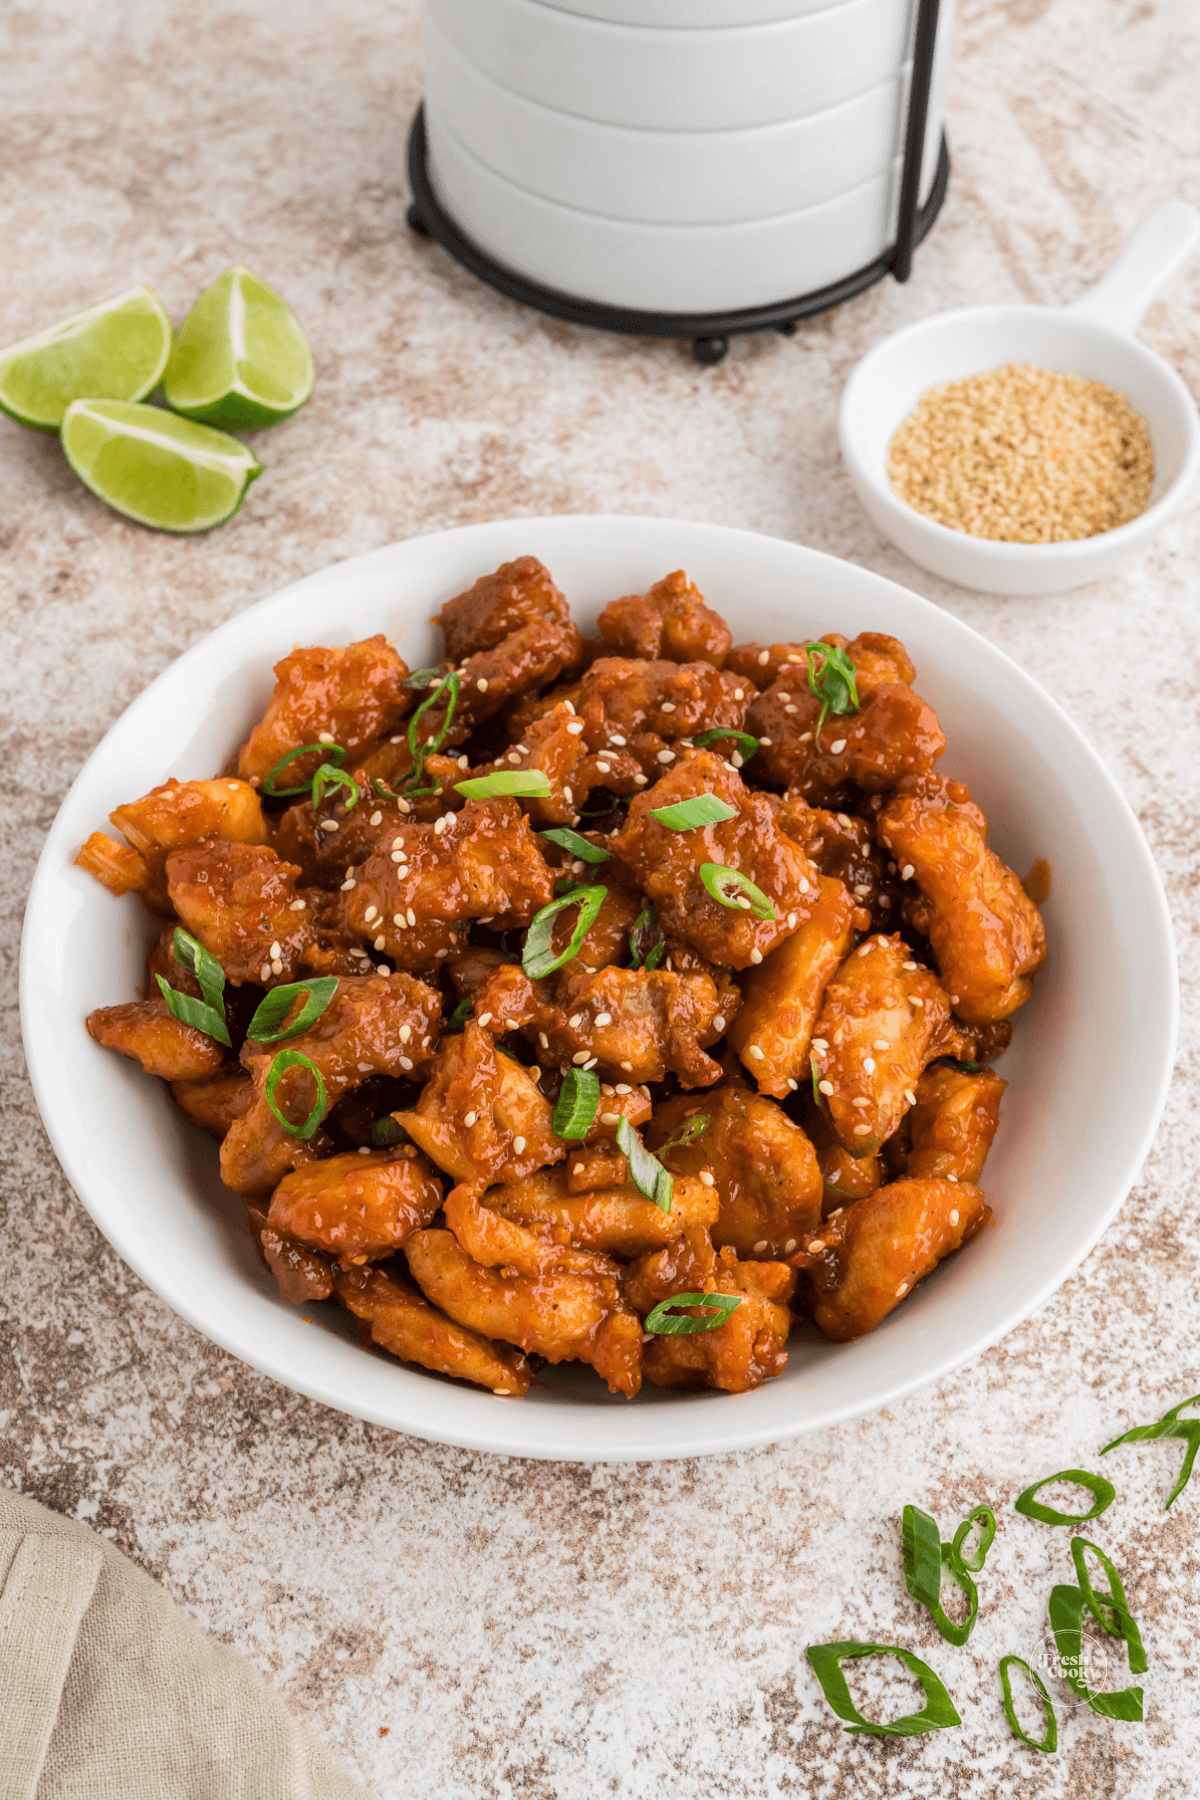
838,200,1200,596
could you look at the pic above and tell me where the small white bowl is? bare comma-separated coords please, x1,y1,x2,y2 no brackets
20,515,1177,1462
838,201,1200,596
428,0,917,133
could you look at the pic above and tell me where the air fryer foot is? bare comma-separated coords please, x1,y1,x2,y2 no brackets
691,335,729,366
406,203,430,236
776,321,798,336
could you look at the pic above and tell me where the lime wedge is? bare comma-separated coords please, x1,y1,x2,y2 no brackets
61,399,261,533
163,266,314,428
0,285,172,432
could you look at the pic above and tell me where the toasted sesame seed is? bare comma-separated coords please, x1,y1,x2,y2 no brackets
318,731,335,744
507,751,522,765
748,1045,765,1060
837,813,853,829
572,1051,590,1065
903,960,917,970
399,1025,411,1042
819,1080,834,1096
947,1172,959,1182
563,786,574,804
633,773,648,786
827,1168,842,1183
290,899,307,911
477,677,489,692
259,962,272,982
812,1037,828,1052
434,815,447,834
620,1060,634,1072
731,752,744,768
753,1239,768,1253
600,1111,619,1125
660,702,676,713
249,774,261,786
407,908,416,926
949,1209,960,1226
851,1097,870,1109
853,1124,872,1136
750,948,764,965
759,736,772,747
657,750,675,763
611,734,627,746
798,877,809,893
911,995,924,1008
787,1077,798,1091
319,819,339,832
808,1240,826,1253
777,692,792,704
712,1014,727,1032
363,907,378,924
901,863,916,880
786,912,797,929
863,1057,876,1074
478,1013,493,1028
784,1238,797,1253
393,913,405,926
340,878,356,890
271,958,283,975
895,1282,908,1297
700,1170,715,1188
784,704,798,715
904,1089,917,1106
368,809,382,826
596,762,611,774
568,1013,582,1028
374,934,386,951
758,650,770,665
949,994,960,1004
615,1083,631,1094
464,1111,477,1128
538,1032,549,1049
830,738,847,754
512,1135,526,1153
566,720,584,735
594,1012,613,1026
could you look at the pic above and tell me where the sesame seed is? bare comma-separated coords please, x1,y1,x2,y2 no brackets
611,734,627,746
374,934,386,950
661,702,676,714
863,1057,876,1074
712,1014,727,1032
750,948,764,965
363,907,378,924
434,815,447,834
271,957,283,975
759,736,772,746
399,1025,411,1042
507,752,522,765
748,1045,765,1060
563,786,574,803
731,752,744,768
620,1060,634,1072
828,1168,842,1183
753,1239,768,1253
596,762,611,774
657,750,675,763
784,704,798,715
809,1239,826,1253
259,962,271,981
390,735,403,745
512,1135,526,1153
318,731,335,744
615,1083,631,1094
904,1089,917,1106
699,1171,715,1188
812,1037,828,1053
358,1146,371,1155
758,650,770,665
799,731,813,744
830,738,847,755
947,1172,959,1182
398,1055,413,1070
249,774,261,786
600,1111,619,1125
539,1032,550,1049
369,809,382,826
407,908,416,926
478,1013,492,1028
858,944,871,957
895,1282,908,1297
903,961,917,971
563,700,575,714
458,755,469,769
340,878,356,890
852,1097,870,1110
784,1238,797,1253
949,994,960,1004
911,996,924,1008
853,1124,872,1136
477,677,489,691
464,1110,477,1127
777,692,791,704
949,1209,960,1226
594,1012,613,1026
819,1080,834,1095
572,1051,590,1065
393,913,405,926
798,877,809,893
633,773,648,786
319,819,339,833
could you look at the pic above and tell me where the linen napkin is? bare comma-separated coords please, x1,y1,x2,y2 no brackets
0,1488,366,1800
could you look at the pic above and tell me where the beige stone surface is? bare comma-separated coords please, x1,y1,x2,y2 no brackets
3,1,1200,1794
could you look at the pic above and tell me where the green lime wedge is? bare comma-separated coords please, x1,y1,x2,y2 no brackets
61,399,261,533
0,285,172,432
163,266,314,428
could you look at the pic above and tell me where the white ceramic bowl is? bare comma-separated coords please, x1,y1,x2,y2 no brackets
839,201,1200,595
427,25,932,227
428,0,916,132
537,0,840,24
20,516,1177,1463
426,114,904,313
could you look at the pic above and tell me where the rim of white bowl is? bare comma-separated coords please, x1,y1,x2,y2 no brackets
838,303,1200,565
19,516,1179,1461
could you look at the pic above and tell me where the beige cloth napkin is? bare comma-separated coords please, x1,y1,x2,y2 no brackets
0,1489,366,1800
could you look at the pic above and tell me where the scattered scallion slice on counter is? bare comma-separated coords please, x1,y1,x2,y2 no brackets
628,904,665,971
312,763,359,812
643,1292,742,1336
522,885,607,981
540,827,612,863
1070,1535,1148,1673
649,793,738,830
805,641,859,741
806,1643,961,1737
404,669,459,794
1048,1584,1143,1721
246,976,338,1044
657,1114,709,1153
264,1049,328,1141
1014,1470,1115,1527
552,1068,600,1140
691,728,760,760
155,928,231,1047
699,861,776,919
998,1657,1057,1754
952,1505,996,1573
901,1505,980,1646
616,1115,673,1211
456,770,552,801
263,742,347,799
1101,1392,1200,1509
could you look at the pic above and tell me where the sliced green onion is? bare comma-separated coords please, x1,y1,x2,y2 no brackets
371,776,408,805
901,1505,979,1646
263,742,347,798
456,770,553,801
405,669,460,793
628,904,665,972
311,763,359,812
810,1055,824,1109
1071,1536,1147,1674
246,977,338,1044
806,1643,961,1738
691,728,760,759
173,927,226,1010
552,1068,600,1140
998,1657,1057,1754
264,1049,328,1141
657,1114,709,1154
522,885,607,981
540,827,612,863
649,794,738,831
155,976,231,1047
578,792,629,819
446,997,473,1034
1048,1584,1143,1721
805,640,859,741
617,1114,673,1211
1014,1470,1115,1527
371,1116,404,1148
402,665,447,690
643,1292,742,1335
952,1505,996,1574
155,927,231,1046
1102,1391,1200,1509
699,861,777,920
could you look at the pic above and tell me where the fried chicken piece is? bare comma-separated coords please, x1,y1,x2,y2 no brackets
236,635,410,783
406,1227,642,1397
877,772,1046,1023
341,799,554,972
166,838,314,985
392,1022,564,1185
484,1166,717,1255
335,1264,531,1396
272,791,411,889
437,555,571,661
794,1177,988,1341
811,933,951,1156
86,999,226,1081
906,1064,1006,1184
474,959,724,1088
597,570,731,668
648,1088,823,1258
799,1099,882,1208
170,1067,253,1138
776,797,896,925
244,1198,334,1304
725,632,916,694
727,874,856,1095
610,749,819,970
75,832,151,899
268,1148,443,1264
78,777,267,913
221,972,441,1195
454,617,584,736
746,669,944,803
507,657,747,781
624,1226,794,1394
464,702,593,826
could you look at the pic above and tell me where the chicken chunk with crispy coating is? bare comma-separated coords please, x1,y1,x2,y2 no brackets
166,838,314,985
906,1064,1006,1184
336,1264,531,1396
727,874,856,1095
236,635,410,783
86,999,227,1081
624,1225,795,1393
483,1166,717,1256
597,569,731,668
392,1022,564,1185
649,1087,823,1258
268,1148,443,1264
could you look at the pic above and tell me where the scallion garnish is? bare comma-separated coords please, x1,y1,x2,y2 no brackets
649,794,738,831
263,742,347,799
643,1292,742,1335
552,1067,600,1140
446,997,473,1034
155,927,231,1048
522,885,607,981
311,763,359,812
371,1116,404,1148
1014,1470,1115,1527
804,640,859,741
806,1643,961,1737
952,1504,996,1573
540,827,612,863
1101,1391,1200,1509
901,1504,979,1646
998,1657,1057,1754
657,1114,709,1154
1070,1535,1147,1674
628,903,665,971
810,1055,823,1109
264,1048,329,1142
699,861,777,919
246,977,338,1044
403,669,460,794
1048,1583,1143,1720
691,728,760,760
616,1114,673,1211
455,770,553,801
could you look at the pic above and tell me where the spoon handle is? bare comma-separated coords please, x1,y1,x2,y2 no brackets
1069,200,1200,334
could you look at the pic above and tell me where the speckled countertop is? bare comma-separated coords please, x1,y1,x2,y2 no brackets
4,2,1200,1794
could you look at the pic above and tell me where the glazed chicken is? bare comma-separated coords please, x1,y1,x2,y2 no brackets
80,554,1044,1399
